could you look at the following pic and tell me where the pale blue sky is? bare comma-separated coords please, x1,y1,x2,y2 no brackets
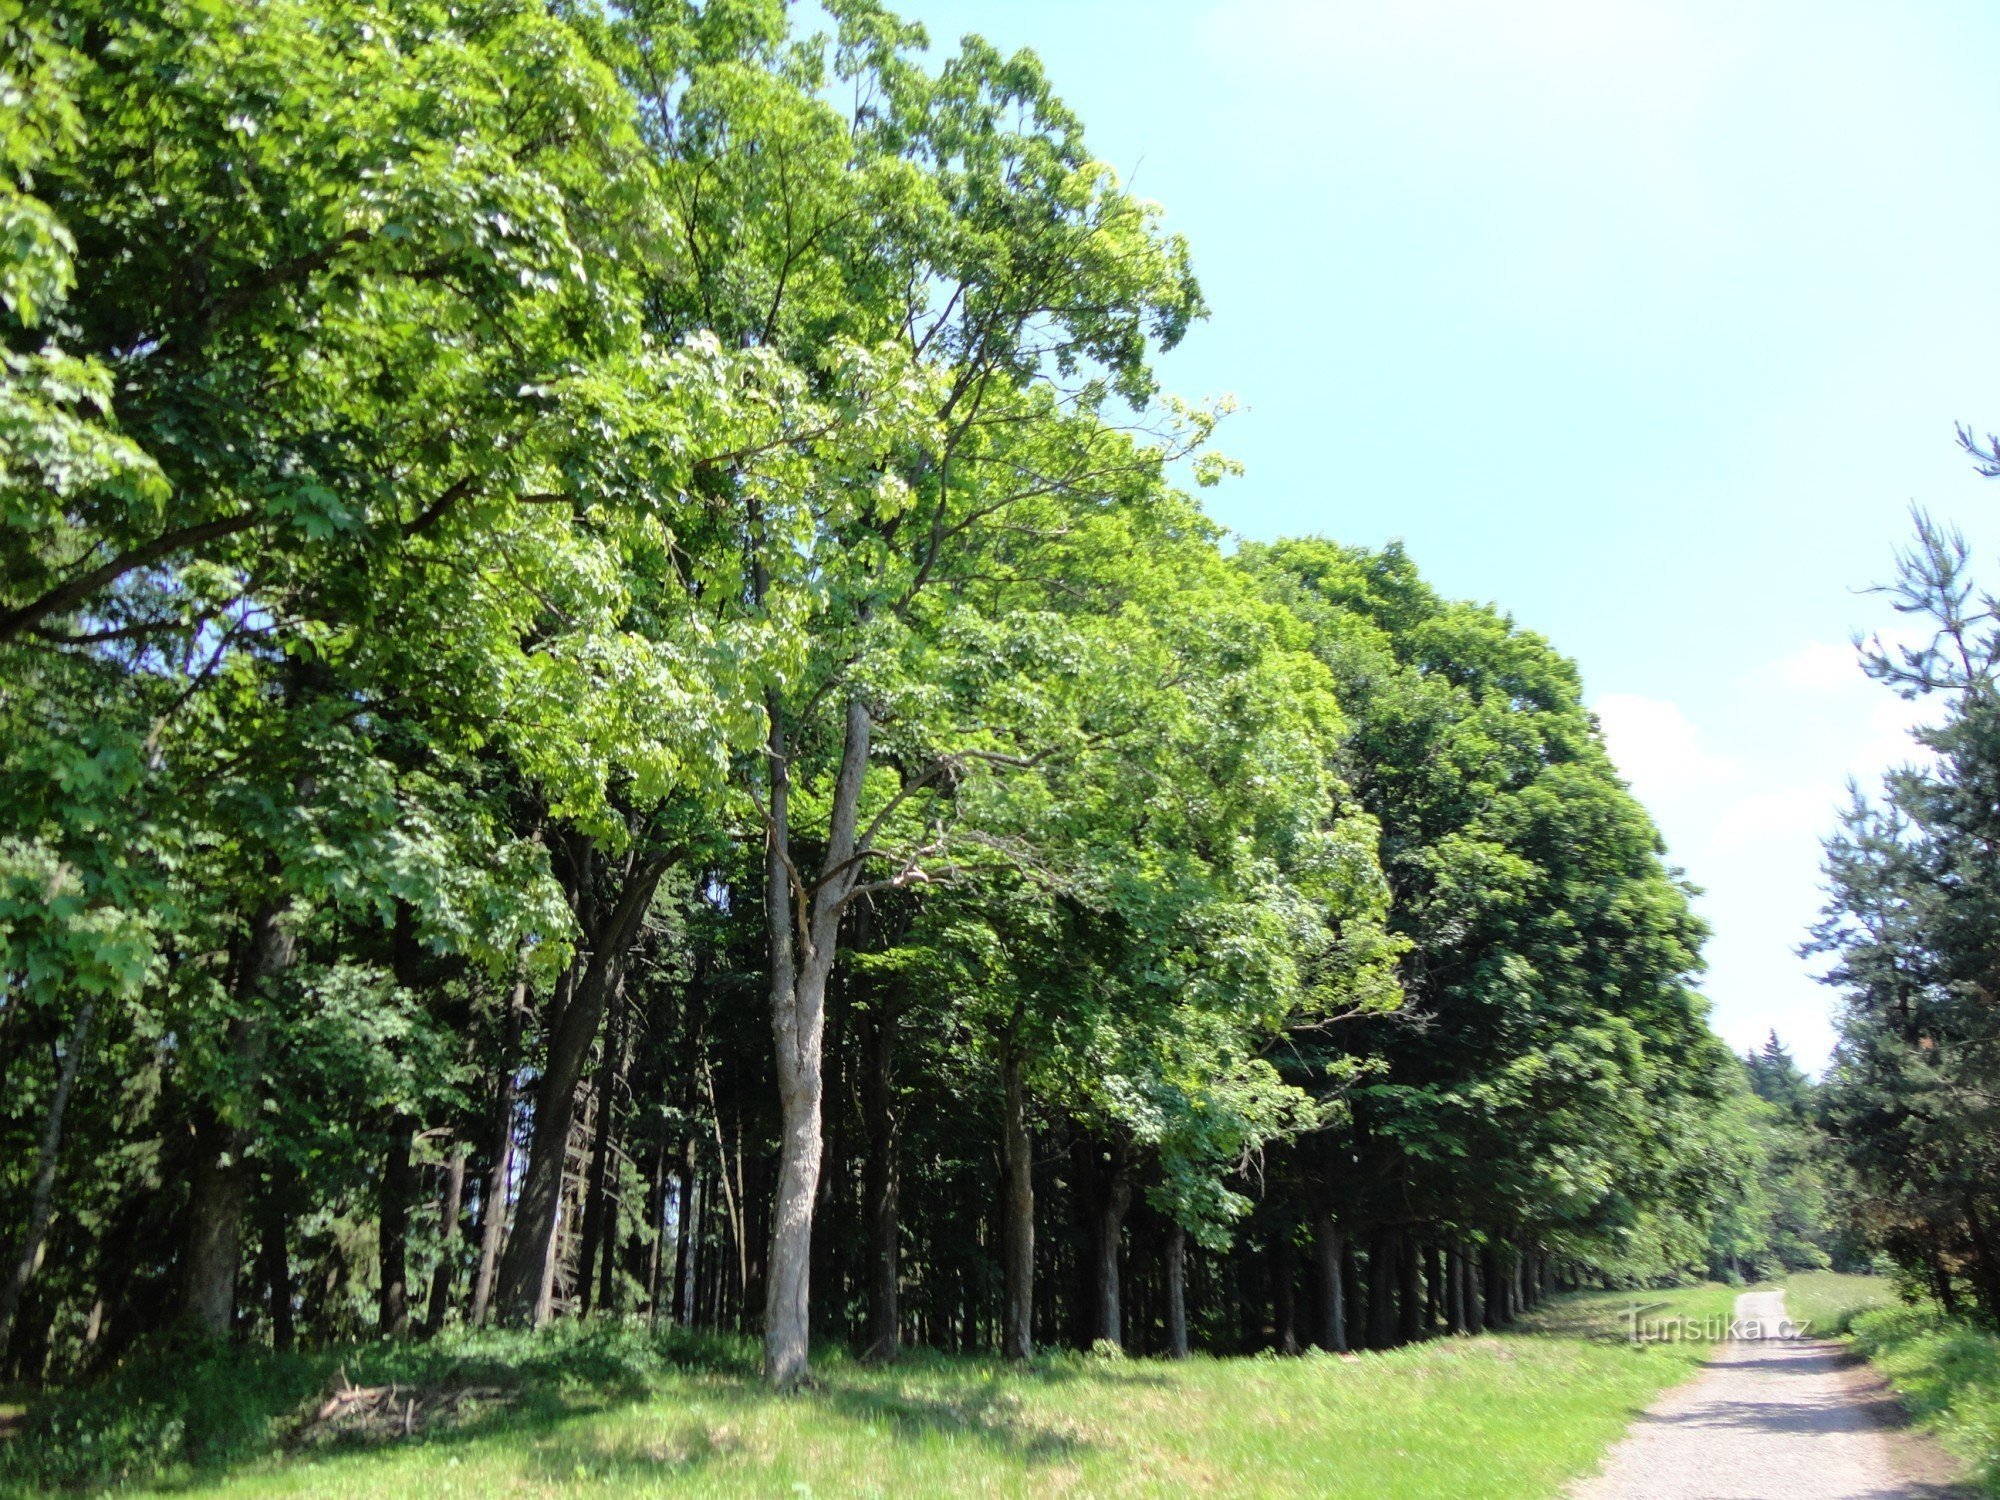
902,0,2000,1068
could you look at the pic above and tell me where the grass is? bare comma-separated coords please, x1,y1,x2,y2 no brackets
1780,1270,1896,1335
1846,1301,2000,1495
0,1286,1739,1500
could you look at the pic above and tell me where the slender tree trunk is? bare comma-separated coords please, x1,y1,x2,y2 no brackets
1093,1153,1133,1348
578,987,626,1318
861,997,902,1361
1272,1221,1300,1354
423,1146,466,1337
1000,1038,1035,1361
495,857,665,1327
470,967,527,1327
1930,1252,1961,1317
259,1194,294,1353
378,1119,416,1338
1164,1222,1189,1358
1482,1243,1509,1326
1425,1240,1445,1330
0,1002,93,1352
1311,1211,1347,1352
183,901,294,1335
1964,1195,2000,1323
1464,1243,1485,1335
672,1144,696,1326
1445,1240,1466,1335
1398,1230,1423,1343
1366,1227,1399,1349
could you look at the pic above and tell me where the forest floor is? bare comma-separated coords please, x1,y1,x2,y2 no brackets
1573,1286,1972,1499
0,1285,1743,1499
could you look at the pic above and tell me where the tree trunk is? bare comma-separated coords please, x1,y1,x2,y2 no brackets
578,986,627,1318
182,901,294,1335
672,1144,697,1326
470,966,528,1327
1464,1242,1486,1334
1964,1195,2000,1323
423,1146,466,1336
1445,1240,1466,1335
1366,1227,1399,1349
495,856,665,1327
378,1119,416,1338
1310,1211,1346,1352
0,1002,93,1352
762,695,872,1387
1093,1152,1133,1348
259,1195,294,1353
861,996,902,1362
1272,1221,1300,1354
1398,1231,1423,1343
1164,1222,1189,1358
1000,1039,1035,1361
1425,1240,1445,1331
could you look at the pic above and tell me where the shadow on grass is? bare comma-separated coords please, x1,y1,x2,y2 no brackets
0,1323,755,1498
0,1329,1205,1496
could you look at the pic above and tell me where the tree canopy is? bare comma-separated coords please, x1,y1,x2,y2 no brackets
0,0,1767,1387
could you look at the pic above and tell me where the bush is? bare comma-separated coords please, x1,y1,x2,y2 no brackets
1850,1303,2000,1490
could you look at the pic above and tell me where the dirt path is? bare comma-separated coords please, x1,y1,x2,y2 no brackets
1571,1289,1971,1500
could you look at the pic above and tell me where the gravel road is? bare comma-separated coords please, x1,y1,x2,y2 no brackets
1571,1289,1970,1499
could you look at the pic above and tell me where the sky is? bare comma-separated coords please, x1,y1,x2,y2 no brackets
897,0,2000,1069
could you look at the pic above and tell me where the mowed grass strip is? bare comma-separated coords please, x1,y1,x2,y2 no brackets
5,1286,1736,1500
1781,1270,1896,1336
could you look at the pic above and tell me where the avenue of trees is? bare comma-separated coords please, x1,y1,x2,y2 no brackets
2,0,1769,1388
1813,437,2000,1321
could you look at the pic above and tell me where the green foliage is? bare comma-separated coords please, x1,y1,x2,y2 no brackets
1850,1301,2000,1493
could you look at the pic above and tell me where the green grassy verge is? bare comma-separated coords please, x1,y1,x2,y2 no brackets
1781,1270,1895,1335
1847,1303,2000,1495
0,1286,1736,1500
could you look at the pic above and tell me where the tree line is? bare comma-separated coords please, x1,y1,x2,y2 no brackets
1,0,1767,1388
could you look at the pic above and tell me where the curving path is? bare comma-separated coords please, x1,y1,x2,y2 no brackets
1572,1289,1971,1500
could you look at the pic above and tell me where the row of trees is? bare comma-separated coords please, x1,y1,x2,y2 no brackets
1815,442,2000,1318
2,0,1763,1387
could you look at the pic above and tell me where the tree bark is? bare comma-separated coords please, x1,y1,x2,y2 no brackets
1482,1243,1509,1326
1310,1211,1346,1353
423,1146,466,1336
1000,1038,1035,1361
470,966,528,1327
861,995,902,1362
259,1194,294,1353
1092,1150,1134,1348
1964,1195,2000,1323
182,901,294,1335
578,986,627,1317
763,695,875,1387
494,856,665,1327
0,1002,94,1352
1164,1222,1189,1358
378,1119,416,1338
672,1145,697,1326
1272,1220,1300,1354
1464,1242,1485,1334
1366,1227,1399,1349
1398,1229,1423,1344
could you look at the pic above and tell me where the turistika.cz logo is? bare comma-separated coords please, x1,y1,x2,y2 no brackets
1619,1304,1812,1343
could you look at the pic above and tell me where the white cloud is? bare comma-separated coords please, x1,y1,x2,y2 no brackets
1710,785,1840,853
1773,638,1867,691
1593,692,1739,801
